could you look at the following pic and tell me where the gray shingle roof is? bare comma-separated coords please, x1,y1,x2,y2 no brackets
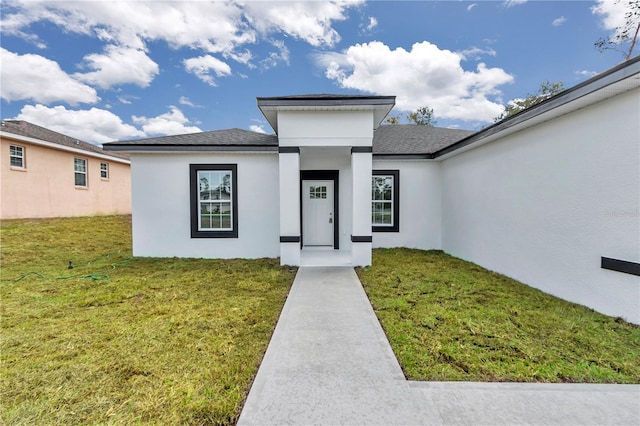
104,128,278,149
0,120,130,161
102,124,471,156
373,125,474,155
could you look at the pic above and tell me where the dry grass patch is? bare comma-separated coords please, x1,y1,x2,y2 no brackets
1,216,295,425
357,248,640,383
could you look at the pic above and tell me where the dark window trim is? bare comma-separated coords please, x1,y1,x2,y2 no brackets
601,257,640,276
190,164,238,238
372,169,400,233
300,170,339,250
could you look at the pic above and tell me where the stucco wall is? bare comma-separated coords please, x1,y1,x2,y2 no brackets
441,88,640,323
0,137,131,219
278,151,301,265
278,111,374,147
351,150,373,266
130,152,279,259
372,160,442,250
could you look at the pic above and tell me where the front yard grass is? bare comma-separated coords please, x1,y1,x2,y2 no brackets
357,248,640,383
1,215,295,425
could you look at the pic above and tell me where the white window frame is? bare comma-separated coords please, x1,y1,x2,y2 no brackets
74,157,88,187
198,170,233,231
100,162,109,180
190,164,238,238
9,145,25,168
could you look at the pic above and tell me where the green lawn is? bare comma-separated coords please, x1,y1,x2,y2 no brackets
4,220,639,425
357,248,640,383
1,216,295,425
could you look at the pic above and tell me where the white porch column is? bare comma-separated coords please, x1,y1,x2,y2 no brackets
351,147,373,266
279,147,301,266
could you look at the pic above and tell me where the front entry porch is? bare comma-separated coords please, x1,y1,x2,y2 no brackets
300,247,352,267
278,146,373,267
265,96,395,268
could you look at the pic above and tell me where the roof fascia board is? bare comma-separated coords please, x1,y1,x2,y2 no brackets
433,56,640,160
257,96,395,107
373,154,435,160
1,131,130,164
102,144,278,153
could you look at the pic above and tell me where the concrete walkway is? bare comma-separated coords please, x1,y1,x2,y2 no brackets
238,267,640,425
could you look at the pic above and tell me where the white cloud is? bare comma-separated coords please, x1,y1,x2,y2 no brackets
592,0,638,41
318,41,513,122
250,125,267,134
2,1,363,57
0,48,98,105
467,3,478,12
261,39,291,69
365,16,378,31
74,45,159,89
132,106,201,136
504,0,527,7
313,50,351,69
179,96,200,108
1,2,251,53
552,16,567,27
226,49,253,66
1,0,366,95
457,46,497,60
243,1,363,47
0,4,49,48
15,104,144,144
575,69,598,78
183,55,232,86
13,103,203,144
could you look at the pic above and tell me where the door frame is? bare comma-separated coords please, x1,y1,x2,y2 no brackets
300,170,339,250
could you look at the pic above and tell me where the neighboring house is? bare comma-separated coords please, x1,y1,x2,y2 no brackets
104,57,640,324
1,120,131,219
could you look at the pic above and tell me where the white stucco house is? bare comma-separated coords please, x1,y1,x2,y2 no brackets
104,57,640,324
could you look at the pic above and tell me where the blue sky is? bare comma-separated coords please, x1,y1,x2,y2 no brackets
0,1,636,145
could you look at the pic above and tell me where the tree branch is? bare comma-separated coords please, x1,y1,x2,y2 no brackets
626,20,640,60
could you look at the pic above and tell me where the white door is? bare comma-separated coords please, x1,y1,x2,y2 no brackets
302,180,334,246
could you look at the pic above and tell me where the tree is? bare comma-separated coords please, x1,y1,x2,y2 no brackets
384,113,403,124
385,106,437,126
199,177,209,193
407,106,437,126
594,0,640,61
494,81,565,122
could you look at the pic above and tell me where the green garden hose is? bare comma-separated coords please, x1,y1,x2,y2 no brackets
2,251,133,283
